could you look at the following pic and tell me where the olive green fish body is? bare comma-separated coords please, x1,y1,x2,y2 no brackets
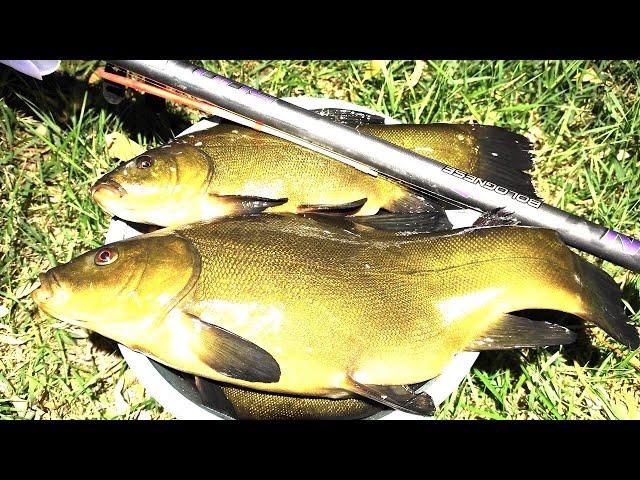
92,123,535,226
34,214,637,404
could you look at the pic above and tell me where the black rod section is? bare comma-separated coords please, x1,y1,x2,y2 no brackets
111,60,640,272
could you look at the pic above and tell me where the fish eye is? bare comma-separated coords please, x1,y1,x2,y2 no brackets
95,247,118,266
136,155,153,169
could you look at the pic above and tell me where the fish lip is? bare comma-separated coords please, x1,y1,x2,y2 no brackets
90,179,127,199
33,273,85,326
48,271,61,290
37,273,51,297
34,272,58,303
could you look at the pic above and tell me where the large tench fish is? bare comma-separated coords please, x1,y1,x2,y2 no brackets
32,214,638,415
91,113,537,227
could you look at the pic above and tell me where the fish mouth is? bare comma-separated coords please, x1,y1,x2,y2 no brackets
32,273,84,326
90,179,127,200
32,272,59,305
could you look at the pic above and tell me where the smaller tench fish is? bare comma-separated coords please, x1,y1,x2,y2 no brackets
91,110,537,227
32,214,639,416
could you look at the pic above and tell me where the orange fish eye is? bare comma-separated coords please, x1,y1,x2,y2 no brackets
95,247,118,266
136,155,153,169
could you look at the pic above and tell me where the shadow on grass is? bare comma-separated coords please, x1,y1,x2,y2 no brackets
622,279,640,315
0,66,192,144
475,329,604,375
88,332,123,358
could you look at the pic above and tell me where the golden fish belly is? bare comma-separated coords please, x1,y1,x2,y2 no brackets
161,216,595,397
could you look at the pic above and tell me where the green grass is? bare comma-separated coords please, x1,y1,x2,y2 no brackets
1,60,638,419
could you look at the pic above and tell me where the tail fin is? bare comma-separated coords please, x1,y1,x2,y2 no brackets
455,124,537,198
573,256,640,349
368,123,538,213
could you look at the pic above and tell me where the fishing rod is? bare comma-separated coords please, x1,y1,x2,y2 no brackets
96,67,377,175
109,60,640,273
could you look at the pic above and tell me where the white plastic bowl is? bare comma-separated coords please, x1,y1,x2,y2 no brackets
105,97,481,420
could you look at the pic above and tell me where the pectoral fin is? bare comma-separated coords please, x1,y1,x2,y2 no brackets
297,198,367,216
209,194,288,216
344,376,435,416
465,314,577,351
185,312,281,384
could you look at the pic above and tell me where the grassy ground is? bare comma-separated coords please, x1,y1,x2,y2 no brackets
0,60,638,419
